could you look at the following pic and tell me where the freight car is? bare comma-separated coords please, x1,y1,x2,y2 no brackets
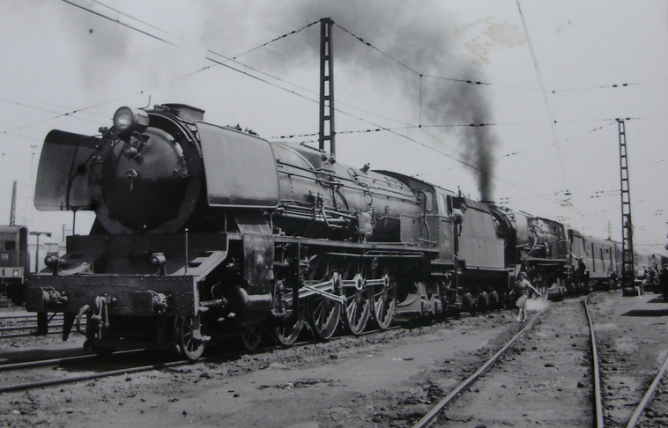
24,104,512,359
0,225,29,307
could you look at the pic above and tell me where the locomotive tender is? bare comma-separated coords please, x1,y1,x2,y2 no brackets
24,103,627,359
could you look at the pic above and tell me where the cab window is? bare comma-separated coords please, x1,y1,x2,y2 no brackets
437,193,447,215
418,191,434,213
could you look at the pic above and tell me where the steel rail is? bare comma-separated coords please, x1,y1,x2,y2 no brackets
0,358,197,394
0,348,148,372
411,307,547,428
582,296,604,428
0,324,63,333
0,320,402,394
625,349,668,428
0,315,78,338
0,329,64,339
0,314,62,320
0,355,95,372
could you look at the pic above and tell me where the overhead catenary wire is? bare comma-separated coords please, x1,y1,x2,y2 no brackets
50,0,596,217
45,2,650,136
12,2,663,140
56,0,489,175
0,92,108,120
333,22,537,89
38,0,658,224
17,1,410,138
273,116,636,142
499,121,618,159
0,97,106,133
515,0,569,193
551,80,668,93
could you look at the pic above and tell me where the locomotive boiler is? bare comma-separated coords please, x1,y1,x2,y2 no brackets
28,103,514,359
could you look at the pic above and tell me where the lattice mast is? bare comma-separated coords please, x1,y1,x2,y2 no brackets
617,119,636,292
318,18,335,155
9,180,16,226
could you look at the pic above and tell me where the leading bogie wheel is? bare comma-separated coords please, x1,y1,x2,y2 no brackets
271,313,305,347
241,325,263,351
174,316,205,361
271,271,304,347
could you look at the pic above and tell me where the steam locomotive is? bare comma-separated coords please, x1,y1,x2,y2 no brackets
23,103,629,359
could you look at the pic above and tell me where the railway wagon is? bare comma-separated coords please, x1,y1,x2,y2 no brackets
634,248,655,292
0,225,29,306
569,231,621,291
24,104,511,359
648,253,668,292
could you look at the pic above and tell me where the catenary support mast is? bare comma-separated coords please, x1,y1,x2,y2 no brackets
318,17,335,155
617,119,638,296
9,180,16,226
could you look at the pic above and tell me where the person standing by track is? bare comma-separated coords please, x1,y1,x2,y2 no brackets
513,272,541,322
659,264,668,302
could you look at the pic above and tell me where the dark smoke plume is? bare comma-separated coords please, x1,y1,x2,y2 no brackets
229,0,502,201
59,0,501,200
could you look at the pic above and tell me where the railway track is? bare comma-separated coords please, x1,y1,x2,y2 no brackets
410,307,548,428
0,301,559,400
590,291,668,428
587,293,668,428
2,293,624,427
406,294,610,427
408,292,668,428
619,337,668,428
0,317,405,395
0,313,69,338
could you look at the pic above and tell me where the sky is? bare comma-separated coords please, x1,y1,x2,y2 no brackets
1,0,667,255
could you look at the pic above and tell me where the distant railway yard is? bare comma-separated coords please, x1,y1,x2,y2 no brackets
0,290,666,427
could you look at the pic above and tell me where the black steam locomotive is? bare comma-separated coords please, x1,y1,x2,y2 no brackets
24,103,623,359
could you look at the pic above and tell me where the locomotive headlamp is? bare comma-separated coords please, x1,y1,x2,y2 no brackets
113,106,149,134
150,253,166,267
44,254,61,269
